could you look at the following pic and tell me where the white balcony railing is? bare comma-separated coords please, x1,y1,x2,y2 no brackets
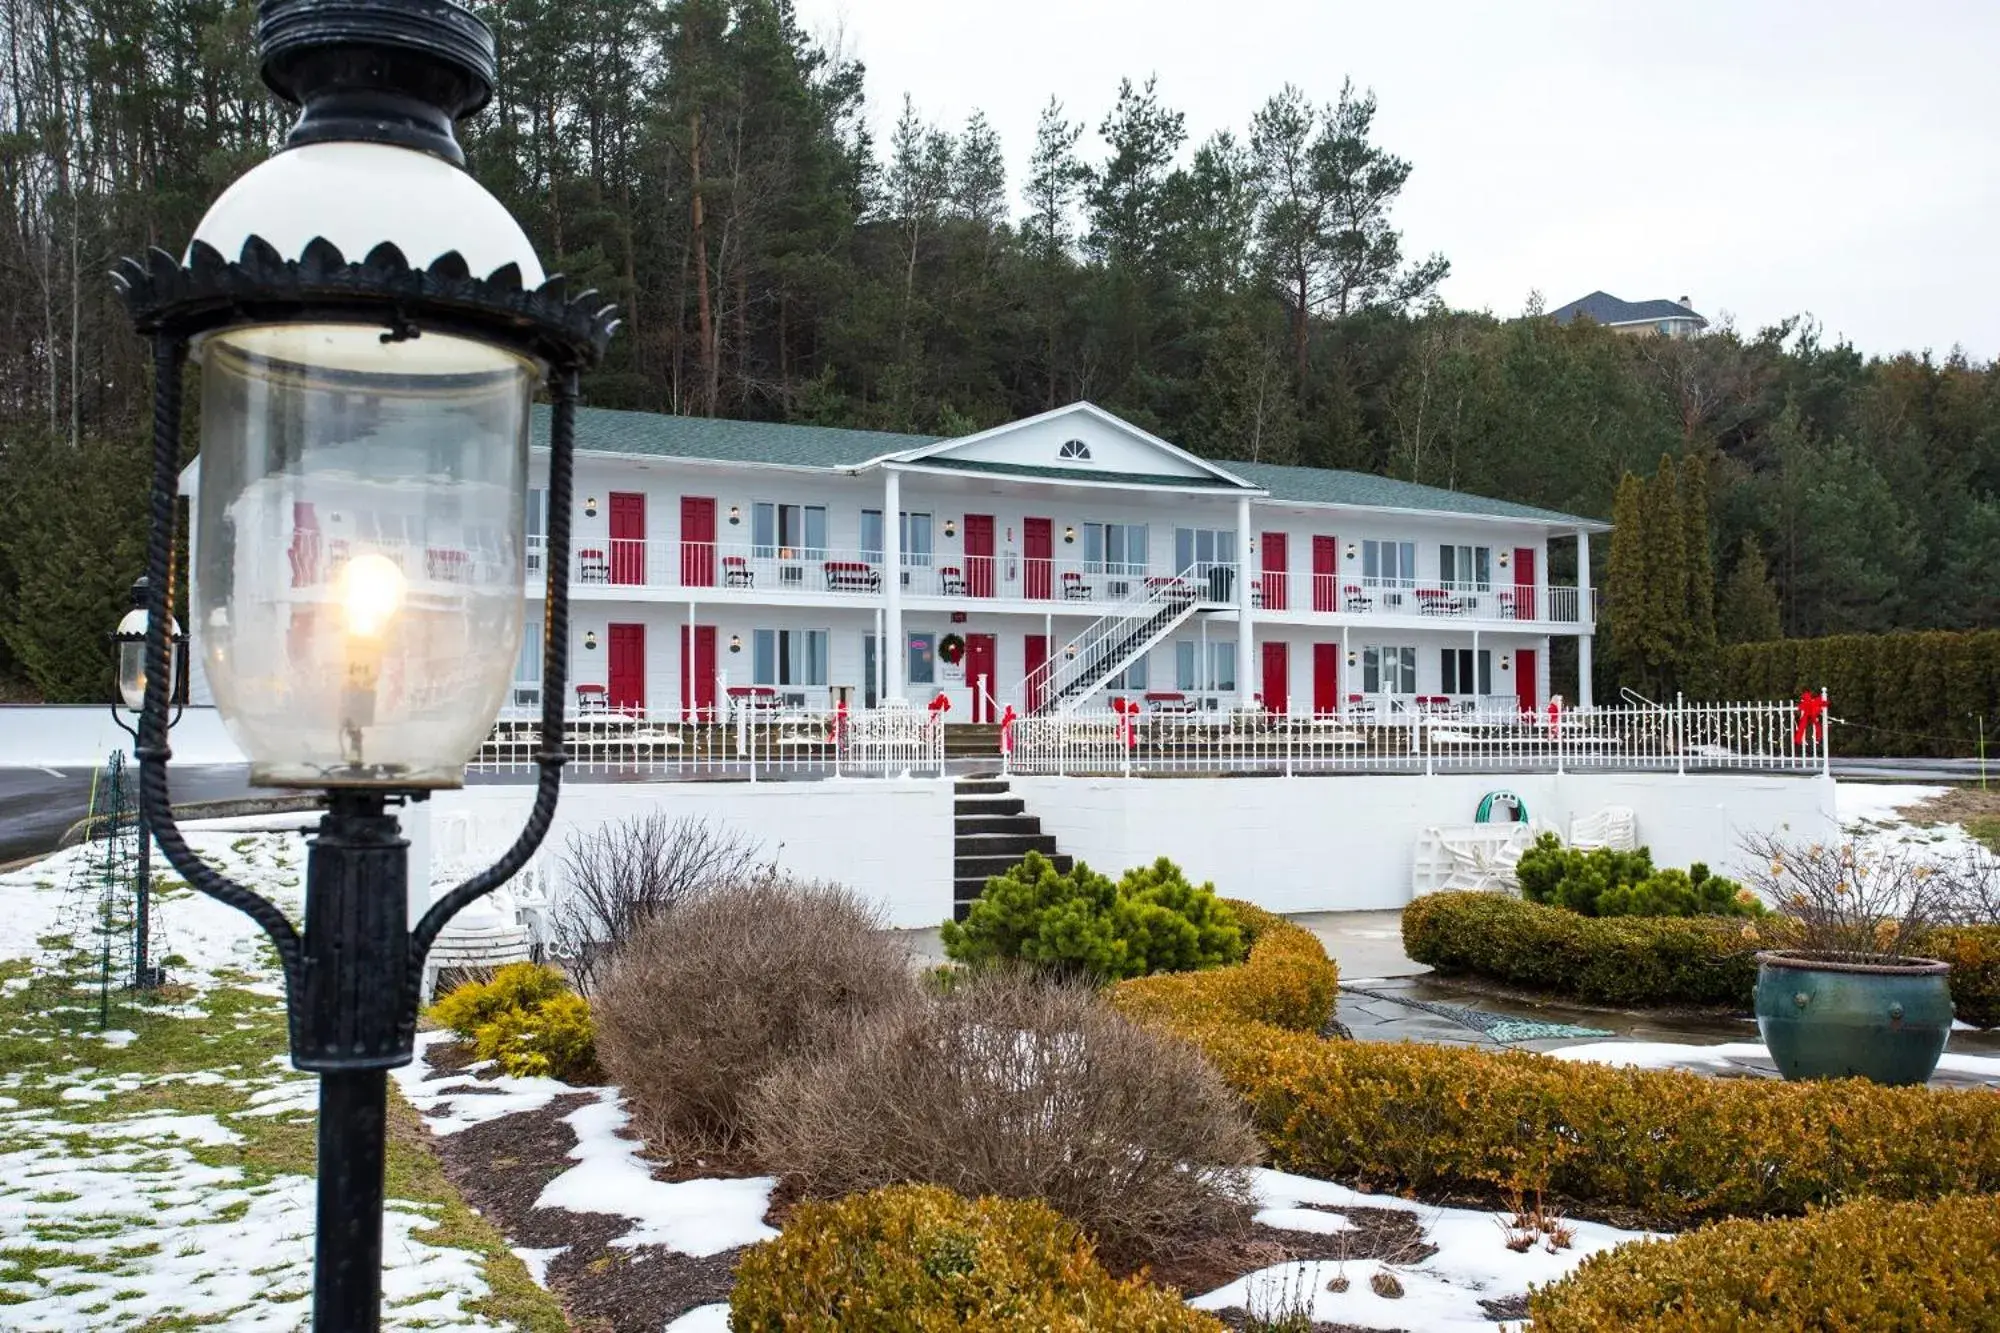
1006,698,1828,777
474,705,946,779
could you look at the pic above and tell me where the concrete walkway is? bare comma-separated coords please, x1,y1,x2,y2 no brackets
1291,909,1428,981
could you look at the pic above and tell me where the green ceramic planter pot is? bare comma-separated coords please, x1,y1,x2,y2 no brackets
1754,950,1953,1086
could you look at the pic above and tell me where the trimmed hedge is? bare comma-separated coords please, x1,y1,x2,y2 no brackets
1402,890,2000,1025
728,1185,1221,1331
1720,629,2000,758
1530,1193,2000,1330
429,962,599,1082
1114,904,2000,1226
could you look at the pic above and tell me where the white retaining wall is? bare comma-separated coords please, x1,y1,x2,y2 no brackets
431,779,955,929
0,706,247,767
1011,772,1839,914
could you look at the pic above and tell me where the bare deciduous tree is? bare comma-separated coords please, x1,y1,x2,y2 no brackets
550,813,763,993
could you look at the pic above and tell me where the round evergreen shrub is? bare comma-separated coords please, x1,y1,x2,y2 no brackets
1516,833,1759,918
939,851,1244,981
729,1185,1222,1332
428,963,599,1083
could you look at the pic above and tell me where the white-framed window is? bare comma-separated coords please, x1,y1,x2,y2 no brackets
1174,526,1237,571
753,629,829,686
1363,645,1417,694
1082,521,1148,575
1175,640,1236,692
1362,539,1416,586
860,509,933,566
753,502,827,559
1439,544,1492,591
513,610,543,708
907,632,937,685
1106,653,1148,691
1057,438,1092,461
1440,648,1492,696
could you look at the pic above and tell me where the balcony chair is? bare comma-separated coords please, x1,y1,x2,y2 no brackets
823,560,881,593
1343,583,1374,612
938,566,967,596
722,555,754,588
1414,587,1465,616
578,548,609,583
574,683,609,714
1061,571,1093,600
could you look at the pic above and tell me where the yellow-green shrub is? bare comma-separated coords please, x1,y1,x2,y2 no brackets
429,963,599,1083
728,1185,1222,1332
1112,899,1339,1034
1403,890,2000,1026
1530,1193,2000,1330
1114,904,2000,1226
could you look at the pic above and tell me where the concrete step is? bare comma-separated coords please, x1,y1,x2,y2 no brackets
955,847,1068,879
954,777,1011,796
955,812,1043,836
954,796,1025,816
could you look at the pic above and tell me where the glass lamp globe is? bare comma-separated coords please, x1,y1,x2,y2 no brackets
114,583,180,712
185,139,549,790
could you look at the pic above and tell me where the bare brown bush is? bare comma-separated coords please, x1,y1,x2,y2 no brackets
550,813,763,993
748,968,1260,1263
591,876,913,1149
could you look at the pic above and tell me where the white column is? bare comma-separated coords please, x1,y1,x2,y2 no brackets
883,468,905,702
1576,529,1595,710
1235,493,1255,710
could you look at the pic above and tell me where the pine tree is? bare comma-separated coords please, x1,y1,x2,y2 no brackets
1718,536,1784,645
1644,454,1689,688
1604,472,1654,692
1680,450,1719,689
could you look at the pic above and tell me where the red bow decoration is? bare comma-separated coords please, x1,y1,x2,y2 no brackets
928,692,952,716
998,704,1017,756
1546,698,1562,740
828,698,848,747
1793,690,1828,746
1110,696,1138,750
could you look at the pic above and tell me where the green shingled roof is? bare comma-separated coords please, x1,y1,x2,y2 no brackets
1228,460,1602,527
535,403,1601,527
531,403,939,468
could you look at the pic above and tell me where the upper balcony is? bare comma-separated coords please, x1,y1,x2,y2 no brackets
527,538,1597,626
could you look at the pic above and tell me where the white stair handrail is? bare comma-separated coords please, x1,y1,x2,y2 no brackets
1021,563,1215,714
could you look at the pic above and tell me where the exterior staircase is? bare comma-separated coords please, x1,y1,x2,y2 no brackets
952,774,1072,921
1024,568,1210,716
944,723,1004,760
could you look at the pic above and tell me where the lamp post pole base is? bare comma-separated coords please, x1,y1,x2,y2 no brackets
314,1069,390,1332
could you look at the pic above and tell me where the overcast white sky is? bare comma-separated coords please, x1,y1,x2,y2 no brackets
792,0,2000,361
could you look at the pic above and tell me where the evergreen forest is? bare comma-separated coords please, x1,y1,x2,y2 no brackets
2,0,1996,701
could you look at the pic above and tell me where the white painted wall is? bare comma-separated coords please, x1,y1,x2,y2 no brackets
1012,773,1837,915
0,705,248,767
431,778,955,928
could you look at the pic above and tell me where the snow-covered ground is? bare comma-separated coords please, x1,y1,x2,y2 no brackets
0,831,525,1331
1188,1171,1656,1333
1837,781,1995,868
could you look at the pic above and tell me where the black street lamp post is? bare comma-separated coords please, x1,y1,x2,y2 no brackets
109,573,185,990
113,0,615,1327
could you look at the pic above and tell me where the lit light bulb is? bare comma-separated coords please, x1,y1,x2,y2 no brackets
337,552,407,639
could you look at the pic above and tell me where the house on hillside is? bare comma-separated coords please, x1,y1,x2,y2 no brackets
179,401,1605,724
1549,291,1708,339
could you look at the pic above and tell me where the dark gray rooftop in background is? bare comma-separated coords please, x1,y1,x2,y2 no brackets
533,403,1601,527
1549,291,1708,328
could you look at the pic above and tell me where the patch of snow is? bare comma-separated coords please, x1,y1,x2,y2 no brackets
1836,782,1947,825
538,1097,779,1257
1254,1206,1357,1236
664,1305,732,1333
4,1110,245,1147
1548,1039,2000,1081
390,1033,576,1134
95,1028,139,1048
512,1245,565,1288
1191,1170,1659,1332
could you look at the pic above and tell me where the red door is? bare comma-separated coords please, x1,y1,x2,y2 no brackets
607,623,645,713
680,496,716,587
1261,641,1289,714
680,624,716,720
1312,643,1339,715
1515,648,1538,715
965,634,999,721
1311,535,1337,612
1023,518,1053,600
1260,532,1289,610
1512,547,1536,621
609,492,646,584
1024,634,1049,713
963,514,996,597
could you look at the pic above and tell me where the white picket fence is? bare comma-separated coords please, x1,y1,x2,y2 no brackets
1004,699,1829,777
471,706,946,780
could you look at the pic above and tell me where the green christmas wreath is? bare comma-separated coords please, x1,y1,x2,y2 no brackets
938,632,967,665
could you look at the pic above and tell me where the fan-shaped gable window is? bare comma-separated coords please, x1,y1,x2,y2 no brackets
1057,438,1092,462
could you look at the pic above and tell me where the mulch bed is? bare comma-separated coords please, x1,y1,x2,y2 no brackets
419,1048,768,1333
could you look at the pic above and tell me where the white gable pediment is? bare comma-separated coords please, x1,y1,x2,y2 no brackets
893,403,1251,487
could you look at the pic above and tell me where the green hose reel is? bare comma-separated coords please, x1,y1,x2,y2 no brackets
1476,790,1529,823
